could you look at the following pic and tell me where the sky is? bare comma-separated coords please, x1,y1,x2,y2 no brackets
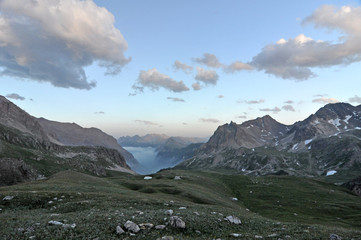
1,0,361,138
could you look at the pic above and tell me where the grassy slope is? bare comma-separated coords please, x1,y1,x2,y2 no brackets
0,170,360,240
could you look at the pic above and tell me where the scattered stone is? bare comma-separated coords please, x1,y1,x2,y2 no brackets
249,191,253,194
50,213,60,216
29,236,36,239
63,223,76,229
116,225,125,235
48,201,53,204
2,196,14,201
48,220,63,226
294,213,298,216
144,176,152,180
211,212,217,214
124,220,140,233
179,207,186,210
129,233,136,236
135,210,144,215
169,216,186,229
268,233,278,237
194,211,200,216
174,176,181,180
156,236,174,240
165,209,174,215
330,234,342,240
170,200,174,203
17,228,25,233
195,230,201,234
231,197,238,201
224,216,242,225
53,197,58,200
230,233,242,237
139,223,154,229
155,225,166,230
255,235,263,239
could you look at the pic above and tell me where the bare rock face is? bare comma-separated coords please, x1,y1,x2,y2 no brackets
0,158,38,186
343,176,361,197
169,216,185,229
0,96,49,141
36,118,142,172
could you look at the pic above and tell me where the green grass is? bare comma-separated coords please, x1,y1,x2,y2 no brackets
0,170,360,239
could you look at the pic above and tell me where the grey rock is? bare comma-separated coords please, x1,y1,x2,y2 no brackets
330,234,342,240
2,195,14,201
165,209,173,215
230,233,242,237
139,223,154,229
116,225,125,234
155,225,166,230
48,220,63,226
157,236,174,240
224,215,242,225
124,220,140,233
169,216,185,229
174,176,181,180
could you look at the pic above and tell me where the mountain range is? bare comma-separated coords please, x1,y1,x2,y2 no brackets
177,102,361,179
0,96,139,185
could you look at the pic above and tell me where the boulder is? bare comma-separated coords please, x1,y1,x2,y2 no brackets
116,225,124,234
124,220,140,233
224,216,242,225
169,216,185,229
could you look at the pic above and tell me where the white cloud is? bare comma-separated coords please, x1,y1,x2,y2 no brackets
192,83,201,91
195,67,219,85
224,61,253,73
199,118,220,123
135,120,160,126
237,115,247,119
259,107,281,113
245,99,265,104
0,0,130,89
133,68,189,93
284,100,294,104
193,53,222,68
173,60,193,74
312,97,339,104
282,105,295,112
251,5,361,80
167,97,185,102
349,95,361,104
6,93,25,100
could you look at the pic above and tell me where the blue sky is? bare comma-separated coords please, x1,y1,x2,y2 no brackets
1,0,361,138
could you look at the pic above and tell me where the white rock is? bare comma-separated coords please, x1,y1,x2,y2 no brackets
179,207,186,210
2,196,14,201
48,220,63,226
224,216,242,225
139,223,154,229
174,176,181,180
165,209,174,215
155,225,166,230
193,212,200,216
255,235,263,239
231,197,238,201
124,220,140,233
63,223,76,229
116,225,125,234
230,233,242,237
144,176,152,180
48,201,53,204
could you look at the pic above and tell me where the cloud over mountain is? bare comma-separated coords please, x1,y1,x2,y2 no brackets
5,93,25,101
312,97,339,104
251,5,361,80
133,68,189,93
349,95,361,104
259,107,281,113
0,0,130,89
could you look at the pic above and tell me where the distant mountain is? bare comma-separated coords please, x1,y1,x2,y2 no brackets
0,96,135,185
37,118,144,173
177,103,361,179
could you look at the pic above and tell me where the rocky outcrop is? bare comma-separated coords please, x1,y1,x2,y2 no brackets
343,176,361,197
37,118,142,172
178,103,361,177
0,158,38,186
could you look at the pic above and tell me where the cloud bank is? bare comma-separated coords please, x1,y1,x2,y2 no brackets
0,0,130,89
251,5,361,80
